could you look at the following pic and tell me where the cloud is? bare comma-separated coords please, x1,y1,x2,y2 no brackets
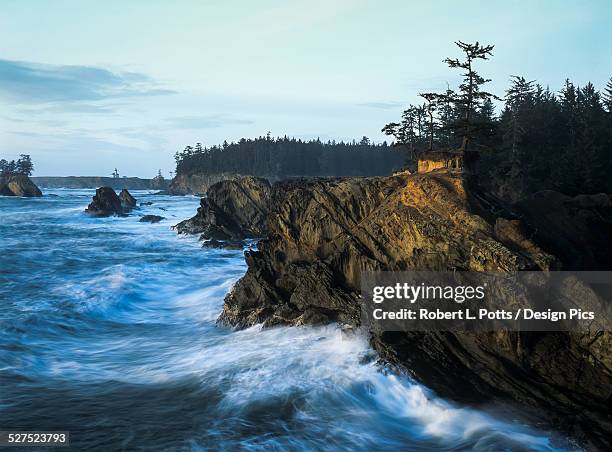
0,59,177,104
358,101,404,110
165,115,254,129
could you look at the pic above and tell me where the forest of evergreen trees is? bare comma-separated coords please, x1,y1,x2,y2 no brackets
174,41,611,199
174,134,403,178
490,77,612,197
383,76,612,198
382,41,612,198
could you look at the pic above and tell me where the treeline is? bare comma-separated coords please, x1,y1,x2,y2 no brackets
0,154,34,177
174,135,404,178
383,41,612,198
487,78,612,197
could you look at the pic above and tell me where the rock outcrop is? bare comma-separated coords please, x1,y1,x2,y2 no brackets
218,172,611,448
174,176,271,243
168,173,240,196
0,175,42,197
139,215,164,223
168,173,279,195
119,189,137,210
85,187,136,216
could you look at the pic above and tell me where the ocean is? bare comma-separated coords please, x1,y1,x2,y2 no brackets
0,190,567,450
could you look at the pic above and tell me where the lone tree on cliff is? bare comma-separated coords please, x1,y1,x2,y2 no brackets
444,40,499,151
382,41,499,165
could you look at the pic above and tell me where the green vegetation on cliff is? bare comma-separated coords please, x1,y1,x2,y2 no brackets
383,42,612,199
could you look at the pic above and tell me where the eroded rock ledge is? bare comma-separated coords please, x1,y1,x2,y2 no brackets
217,172,611,448
174,176,271,245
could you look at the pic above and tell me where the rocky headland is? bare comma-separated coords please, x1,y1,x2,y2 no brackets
0,174,43,197
168,173,241,196
168,173,279,196
190,172,611,448
174,176,271,245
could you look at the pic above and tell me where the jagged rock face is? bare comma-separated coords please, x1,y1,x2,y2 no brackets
219,173,611,448
221,174,554,326
0,175,42,197
119,189,137,210
85,187,136,216
168,173,242,196
174,177,271,243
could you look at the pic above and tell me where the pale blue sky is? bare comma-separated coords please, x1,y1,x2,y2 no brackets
1,0,610,177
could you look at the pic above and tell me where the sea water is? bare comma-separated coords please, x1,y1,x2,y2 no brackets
0,190,569,450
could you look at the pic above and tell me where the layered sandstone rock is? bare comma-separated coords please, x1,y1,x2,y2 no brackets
0,174,42,197
218,172,611,448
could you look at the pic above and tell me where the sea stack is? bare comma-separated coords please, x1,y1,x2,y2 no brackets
0,174,43,197
85,187,137,216
119,188,137,210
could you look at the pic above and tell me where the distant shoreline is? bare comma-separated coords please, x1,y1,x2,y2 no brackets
31,176,169,190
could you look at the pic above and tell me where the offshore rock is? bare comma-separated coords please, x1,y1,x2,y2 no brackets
174,176,271,242
139,215,164,223
85,187,136,216
119,189,137,210
0,174,42,197
219,172,611,448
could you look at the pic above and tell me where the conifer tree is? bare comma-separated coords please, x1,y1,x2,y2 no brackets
505,76,536,157
419,93,440,151
443,41,499,151
16,154,34,176
603,77,612,113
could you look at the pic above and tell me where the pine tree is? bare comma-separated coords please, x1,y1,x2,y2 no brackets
443,41,499,151
16,154,34,176
419,93,441,151
505,76,536,157
438,84,457,147
382,104,418,166
603,77,612,113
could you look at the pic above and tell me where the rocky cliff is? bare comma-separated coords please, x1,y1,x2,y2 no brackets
0,174,42,197
174,176,271,245
168,173,279,196
217,172,611,448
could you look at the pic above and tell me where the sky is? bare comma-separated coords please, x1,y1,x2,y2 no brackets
1,0,611,177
